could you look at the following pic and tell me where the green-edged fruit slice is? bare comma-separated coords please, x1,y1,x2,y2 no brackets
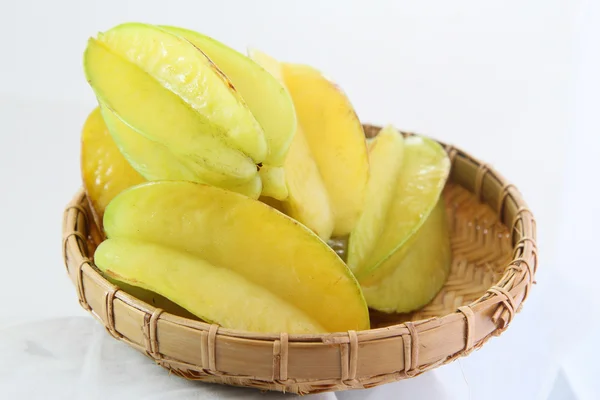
348,131,451,312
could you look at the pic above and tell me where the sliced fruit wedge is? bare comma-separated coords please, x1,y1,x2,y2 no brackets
347,126,405,270
97,181,369,333
161,26,296,168
349,134,451,277
347,133,451,312
282,63,369,236
80,107,144,230
250,49,368,239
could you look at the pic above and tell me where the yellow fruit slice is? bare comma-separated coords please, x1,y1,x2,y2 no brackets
96,238,325,333
100,105,262,198
80,107,144,229
361,199,451,312
84,38,258,185
249,49,335,239
101,181,369,333
162,26,296,167
347,126,405,272
283,64,369,236
97,23,267,162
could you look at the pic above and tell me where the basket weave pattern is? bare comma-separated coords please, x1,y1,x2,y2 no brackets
62,126,537,394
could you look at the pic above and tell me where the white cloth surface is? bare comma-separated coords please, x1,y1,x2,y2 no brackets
1,0,599,398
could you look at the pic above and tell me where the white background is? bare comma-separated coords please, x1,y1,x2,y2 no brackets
0,1,597,399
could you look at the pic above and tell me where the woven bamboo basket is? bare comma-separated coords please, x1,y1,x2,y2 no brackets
61,124,537,395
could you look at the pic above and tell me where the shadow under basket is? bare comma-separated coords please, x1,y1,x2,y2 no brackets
61,125,538,395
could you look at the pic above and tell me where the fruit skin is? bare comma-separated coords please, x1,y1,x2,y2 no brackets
360,199,451,313
161,26,296,167
102,181,370,333
80,107,144,230
96,238,326,333
347,126,405,272
282,63,369,237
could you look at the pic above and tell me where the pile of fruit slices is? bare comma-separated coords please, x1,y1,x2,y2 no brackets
81,23,452,334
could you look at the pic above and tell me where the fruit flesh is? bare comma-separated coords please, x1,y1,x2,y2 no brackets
84,38,259,186
347,126,405,273
162,26,296,167
353,135,451,281
361,199,451,313
96,238,326,333
102,181,369,332
98,23,267,162
80,107,144,229
283,64,369,236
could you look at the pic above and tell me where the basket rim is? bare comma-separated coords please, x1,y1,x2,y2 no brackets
62,126,538,392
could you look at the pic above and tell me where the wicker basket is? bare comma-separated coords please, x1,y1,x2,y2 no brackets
61,124,537,395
